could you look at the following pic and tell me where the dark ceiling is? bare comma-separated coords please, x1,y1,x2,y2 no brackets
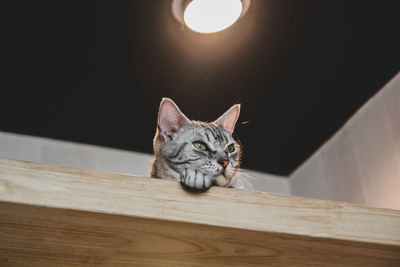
2,0,399,175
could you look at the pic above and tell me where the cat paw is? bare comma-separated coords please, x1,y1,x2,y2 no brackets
180,169,212,193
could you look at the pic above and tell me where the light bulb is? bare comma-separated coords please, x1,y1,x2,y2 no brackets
183,0,243,33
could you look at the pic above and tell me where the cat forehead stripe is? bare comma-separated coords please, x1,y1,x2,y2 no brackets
209,124,225,143
204,127,217,141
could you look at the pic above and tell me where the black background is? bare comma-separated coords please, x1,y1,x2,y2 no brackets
2,0,399,175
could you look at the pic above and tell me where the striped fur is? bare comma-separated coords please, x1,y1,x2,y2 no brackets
151,98,241,192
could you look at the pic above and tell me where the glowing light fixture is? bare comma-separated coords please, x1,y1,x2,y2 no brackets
184,0,242,33
172,0,251,34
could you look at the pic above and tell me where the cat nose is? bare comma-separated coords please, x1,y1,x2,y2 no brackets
218,159,229,168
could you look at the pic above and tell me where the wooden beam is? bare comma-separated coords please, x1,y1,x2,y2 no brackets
0,158,399,266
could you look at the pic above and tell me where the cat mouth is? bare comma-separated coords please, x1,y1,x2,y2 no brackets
215,167,239,187
215,174,226,186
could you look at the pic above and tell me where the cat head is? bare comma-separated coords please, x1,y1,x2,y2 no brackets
153,98,241,187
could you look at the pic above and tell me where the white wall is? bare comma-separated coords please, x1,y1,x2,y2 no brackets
290,72,400,210
0,131,289,195
0,132,153,176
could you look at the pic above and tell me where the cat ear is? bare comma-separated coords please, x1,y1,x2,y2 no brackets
158,98,190,139
214,104,241,135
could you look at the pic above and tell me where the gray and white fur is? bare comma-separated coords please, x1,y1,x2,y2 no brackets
151,98,242,192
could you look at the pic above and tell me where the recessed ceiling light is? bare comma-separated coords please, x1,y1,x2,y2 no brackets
172,0,251,34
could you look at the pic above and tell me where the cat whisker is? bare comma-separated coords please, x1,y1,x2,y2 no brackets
237,175,255,190
238,171,260,182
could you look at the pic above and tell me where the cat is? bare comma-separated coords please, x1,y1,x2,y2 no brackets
151,98,242,192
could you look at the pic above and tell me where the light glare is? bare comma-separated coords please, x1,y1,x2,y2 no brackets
184,0,243,33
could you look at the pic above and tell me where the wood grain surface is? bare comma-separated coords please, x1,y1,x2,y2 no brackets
0,158,399,266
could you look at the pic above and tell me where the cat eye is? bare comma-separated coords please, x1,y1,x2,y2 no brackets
193,141,207,151
225,144,235,153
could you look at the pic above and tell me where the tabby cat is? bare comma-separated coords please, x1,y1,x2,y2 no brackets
151,98,242,192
